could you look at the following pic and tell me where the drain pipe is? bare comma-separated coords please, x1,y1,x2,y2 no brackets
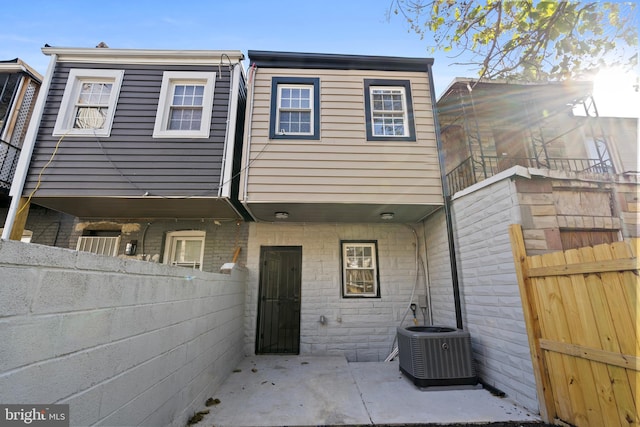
426,62,464,330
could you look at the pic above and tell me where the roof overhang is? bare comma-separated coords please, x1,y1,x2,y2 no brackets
41,47,245,65
31,197,244,220
244,202,441,223
248,50,433,72
0,58,43,82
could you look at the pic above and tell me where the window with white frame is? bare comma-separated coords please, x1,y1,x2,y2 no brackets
76,230,121,257
341,241,380,298
153,71,216,138
53,69,124,137
364,79,415,142
163,231,206,270
269,77,319,139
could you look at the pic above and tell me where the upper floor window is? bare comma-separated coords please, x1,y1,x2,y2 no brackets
153,71,216,138
270,77,320,140
364,79,416,142
53,69,124,137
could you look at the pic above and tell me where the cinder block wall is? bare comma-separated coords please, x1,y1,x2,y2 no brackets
422,208,457,326
449,177,538,412
243,223,426,362
0,240,246,427
423,176,539,413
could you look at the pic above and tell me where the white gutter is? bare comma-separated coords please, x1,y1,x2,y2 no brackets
2,54,57,240
219,61,242,198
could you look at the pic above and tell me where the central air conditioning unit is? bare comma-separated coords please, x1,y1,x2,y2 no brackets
397,326,477,387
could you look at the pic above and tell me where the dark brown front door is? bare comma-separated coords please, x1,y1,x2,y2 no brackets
256,246,302,354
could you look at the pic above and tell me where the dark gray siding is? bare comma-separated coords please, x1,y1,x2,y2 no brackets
24,62,236,197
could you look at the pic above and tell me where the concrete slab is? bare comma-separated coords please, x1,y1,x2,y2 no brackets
199,355,371,427
197,355,542,426
350,361,540,425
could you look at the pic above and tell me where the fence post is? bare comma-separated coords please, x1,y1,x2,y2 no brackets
509,224,555,423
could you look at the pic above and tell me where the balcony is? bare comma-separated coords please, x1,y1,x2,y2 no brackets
0,138,20,193
446,155,614,195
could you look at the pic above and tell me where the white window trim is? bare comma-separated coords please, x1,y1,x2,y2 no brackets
163,230,206,270
276,84,314,136
53,69,124,137
369,86,409,137
76,235,121,257
153,71,216,139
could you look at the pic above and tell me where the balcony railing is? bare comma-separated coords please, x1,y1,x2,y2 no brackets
0,138,20,192
446,155,614,195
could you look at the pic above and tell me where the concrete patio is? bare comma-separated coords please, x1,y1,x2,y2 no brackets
194,355,543,426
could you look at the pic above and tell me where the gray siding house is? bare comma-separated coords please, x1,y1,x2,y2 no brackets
238,51,445,361
5,46,250,271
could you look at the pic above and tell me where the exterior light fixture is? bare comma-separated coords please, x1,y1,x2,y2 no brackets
274,212,289,219
380,213,394,220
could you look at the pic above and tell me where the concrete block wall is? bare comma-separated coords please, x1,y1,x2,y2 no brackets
449,177,539,413
422,208,457,326
243,223,426,362
0,239,246,427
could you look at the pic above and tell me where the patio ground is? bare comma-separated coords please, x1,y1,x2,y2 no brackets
193,355,545,427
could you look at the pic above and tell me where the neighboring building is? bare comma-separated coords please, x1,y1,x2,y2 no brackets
437,78,638,251
4,46,250,271
422,78,639,412
0,59,42,241
238,51,444,360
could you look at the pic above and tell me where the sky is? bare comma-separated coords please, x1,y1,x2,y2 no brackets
1,0,638,115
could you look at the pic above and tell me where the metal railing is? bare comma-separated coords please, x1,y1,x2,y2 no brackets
0,138,20,191
446,155,614,195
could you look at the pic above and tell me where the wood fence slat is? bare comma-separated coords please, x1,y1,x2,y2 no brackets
526,258,637,278
509,224,554,422
611,240,640,412
565,248,625,427
592,243,640,425
530,252,588,425
552,250,618,426
509,225,639,427
540,339,640,371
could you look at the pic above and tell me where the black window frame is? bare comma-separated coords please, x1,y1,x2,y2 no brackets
364,79,416,142
340,240,381,299
269,77,320,140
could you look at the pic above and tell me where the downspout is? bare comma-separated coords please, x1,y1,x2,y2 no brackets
219,60,239,198
2,53,57,240
241,63,257,219
427,62,464,330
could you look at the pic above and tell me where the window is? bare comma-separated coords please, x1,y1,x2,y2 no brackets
341,241,380,298
153,71,216,138
584,137,614,173
163,231,206,270
364,79,415,142
77,234,121,256
53,69,124,137
269,77,319,139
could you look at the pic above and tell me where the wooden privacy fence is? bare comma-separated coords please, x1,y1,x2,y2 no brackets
509,224,639,427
